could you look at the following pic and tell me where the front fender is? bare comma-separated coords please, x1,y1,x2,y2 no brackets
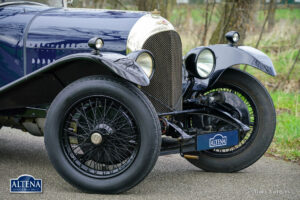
51,52,150,87
185,44,276,90
0,52,150,92
89,53,150,86
0,52,149,110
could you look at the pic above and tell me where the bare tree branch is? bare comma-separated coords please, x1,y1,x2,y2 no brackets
244,0,273,71
201,0,216,46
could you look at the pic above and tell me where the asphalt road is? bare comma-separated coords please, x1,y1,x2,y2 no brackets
0,127,299,200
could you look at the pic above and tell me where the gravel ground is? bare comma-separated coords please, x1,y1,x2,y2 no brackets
0,127,299,200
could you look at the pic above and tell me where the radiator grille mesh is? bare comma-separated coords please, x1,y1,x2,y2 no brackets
142,30,182,112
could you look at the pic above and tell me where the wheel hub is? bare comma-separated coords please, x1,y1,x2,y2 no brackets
90,132,103,145
96,123,114,135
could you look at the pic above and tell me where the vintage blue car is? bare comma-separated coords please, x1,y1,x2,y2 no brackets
0,0,276,194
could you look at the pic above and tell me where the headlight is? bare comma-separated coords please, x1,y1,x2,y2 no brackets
196,48,215,78
95,38,104,49
127,50,155,79
225,31,240,45
136,52,154,78
232,32,239,43
88,37,104,50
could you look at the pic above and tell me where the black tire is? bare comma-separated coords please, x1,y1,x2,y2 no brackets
44,75,161,194
186,68,276,172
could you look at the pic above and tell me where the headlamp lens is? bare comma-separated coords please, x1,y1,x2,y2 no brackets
95,39,104,49
136,52,154,78
196,49,215,78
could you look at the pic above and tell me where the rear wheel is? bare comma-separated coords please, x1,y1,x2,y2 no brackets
44,76,161,193
186,68,276,172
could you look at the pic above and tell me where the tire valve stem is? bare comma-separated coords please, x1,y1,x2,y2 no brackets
183,154,199,160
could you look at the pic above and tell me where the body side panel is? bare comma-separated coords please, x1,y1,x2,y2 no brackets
0,5,145,88
26,8,145,75
0,5,48,87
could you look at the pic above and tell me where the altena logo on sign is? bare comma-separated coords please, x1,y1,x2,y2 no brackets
10,174,42,193
209,134,227,148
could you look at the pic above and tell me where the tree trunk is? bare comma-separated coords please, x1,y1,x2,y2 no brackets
136,0,156,12
135,0,173,19
209,0,256,45
268,0,277,31
248,0,261,32
201,1,216,45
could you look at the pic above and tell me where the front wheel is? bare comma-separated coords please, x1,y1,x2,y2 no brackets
186,68,276,172
44,76,161,193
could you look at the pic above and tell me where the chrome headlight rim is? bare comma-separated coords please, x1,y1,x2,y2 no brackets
194,47,216,79
127,50,155,79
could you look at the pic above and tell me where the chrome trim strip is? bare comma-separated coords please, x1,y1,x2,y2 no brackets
126,14,175,54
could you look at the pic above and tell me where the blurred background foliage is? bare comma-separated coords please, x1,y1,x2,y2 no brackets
69,0,300,162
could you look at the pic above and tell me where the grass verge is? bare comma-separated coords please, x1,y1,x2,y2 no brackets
267,91,300,163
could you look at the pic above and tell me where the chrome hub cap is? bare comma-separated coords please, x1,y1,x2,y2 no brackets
90,132,102,145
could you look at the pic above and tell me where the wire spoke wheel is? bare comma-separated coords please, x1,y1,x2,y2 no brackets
45,76,161,193
202,86,257,157
185,69,276,172
61,96,140,178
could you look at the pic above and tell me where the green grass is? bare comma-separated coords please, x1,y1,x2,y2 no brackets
272,50,300,79
258,8,300,22
271,91,300,115
171,5,300,26
169,5,220,25
275,8,300,20
268,91,300,162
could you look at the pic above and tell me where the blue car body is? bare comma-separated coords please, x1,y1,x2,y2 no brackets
0,2,275,112
0,4,145,87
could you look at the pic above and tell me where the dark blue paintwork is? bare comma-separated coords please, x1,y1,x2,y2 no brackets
0,4,145,87
0,5,48,86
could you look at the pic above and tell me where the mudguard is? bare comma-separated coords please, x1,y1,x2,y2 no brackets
0,52,149,110
90,52,150,86
184,44,276,90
